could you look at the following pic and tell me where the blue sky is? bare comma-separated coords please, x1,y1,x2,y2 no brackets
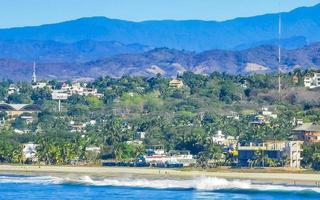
0,0,319,28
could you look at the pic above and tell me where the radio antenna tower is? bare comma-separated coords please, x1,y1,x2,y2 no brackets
278,13,282,97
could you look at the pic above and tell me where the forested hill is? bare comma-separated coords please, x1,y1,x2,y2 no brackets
0,4,320,51
1,43,320,81
1,71,320,169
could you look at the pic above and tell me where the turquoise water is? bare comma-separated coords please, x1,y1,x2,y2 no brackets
0,175,319,199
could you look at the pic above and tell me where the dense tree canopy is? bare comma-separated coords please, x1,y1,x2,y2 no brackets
0,71,319,169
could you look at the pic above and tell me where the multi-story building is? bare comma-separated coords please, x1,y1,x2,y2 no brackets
304,73,320,88
292,123,320,143
237,141,303,168
285,141,303,168
57,82,103,97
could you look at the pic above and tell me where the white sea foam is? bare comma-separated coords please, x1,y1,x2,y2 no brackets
0,175,64,184
0,175,319,194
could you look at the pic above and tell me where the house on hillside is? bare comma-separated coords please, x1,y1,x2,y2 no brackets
304,73,320,88
292,123,320,143
251,107,277,125
212,130,238,147
56,82,103,97
169,79,184,88
7,84,19,95
32,81,49,89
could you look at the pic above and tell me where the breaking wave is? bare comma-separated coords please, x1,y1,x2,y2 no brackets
0,175,64,185
0,175,320,194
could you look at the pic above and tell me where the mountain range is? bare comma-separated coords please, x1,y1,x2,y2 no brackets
1,4,320,80
1,4,320,51
0,40,151,63
1,42,320,81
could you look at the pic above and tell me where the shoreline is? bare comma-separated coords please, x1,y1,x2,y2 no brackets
1,165,320,187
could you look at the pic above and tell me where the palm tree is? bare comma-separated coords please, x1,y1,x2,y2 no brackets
12,145,23,164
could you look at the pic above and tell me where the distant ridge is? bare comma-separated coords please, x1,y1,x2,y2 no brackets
1,43,320,81
0,4,320,51
0,40,151,62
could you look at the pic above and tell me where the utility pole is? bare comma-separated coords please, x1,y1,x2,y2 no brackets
278,14,282,99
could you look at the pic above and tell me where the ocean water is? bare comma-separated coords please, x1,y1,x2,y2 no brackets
0,175,319,200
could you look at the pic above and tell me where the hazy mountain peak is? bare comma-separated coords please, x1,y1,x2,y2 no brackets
0,3,320,51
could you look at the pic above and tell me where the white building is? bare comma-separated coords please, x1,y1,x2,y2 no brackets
144,150,196,167
32,81,48,89
88,120,97,126
212,130,225,145
261,107,277,119
304,73,320,88
212,130,238,147
285,141,303,168
7,84,19,95
23,143,38,162
56,82,103,98
85,146,101,153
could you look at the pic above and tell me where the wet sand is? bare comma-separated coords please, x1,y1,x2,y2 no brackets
0,165,319,186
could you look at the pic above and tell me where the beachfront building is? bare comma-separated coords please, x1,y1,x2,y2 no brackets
237,141,303,168
85,146,101,163
292,123,320,143
237,143,282,167
304,73,320,88
144,146,196,167
285,141,303,168
23,143,38,163
169,79,184,88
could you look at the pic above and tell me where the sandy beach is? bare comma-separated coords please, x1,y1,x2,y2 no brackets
0,165,320,186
